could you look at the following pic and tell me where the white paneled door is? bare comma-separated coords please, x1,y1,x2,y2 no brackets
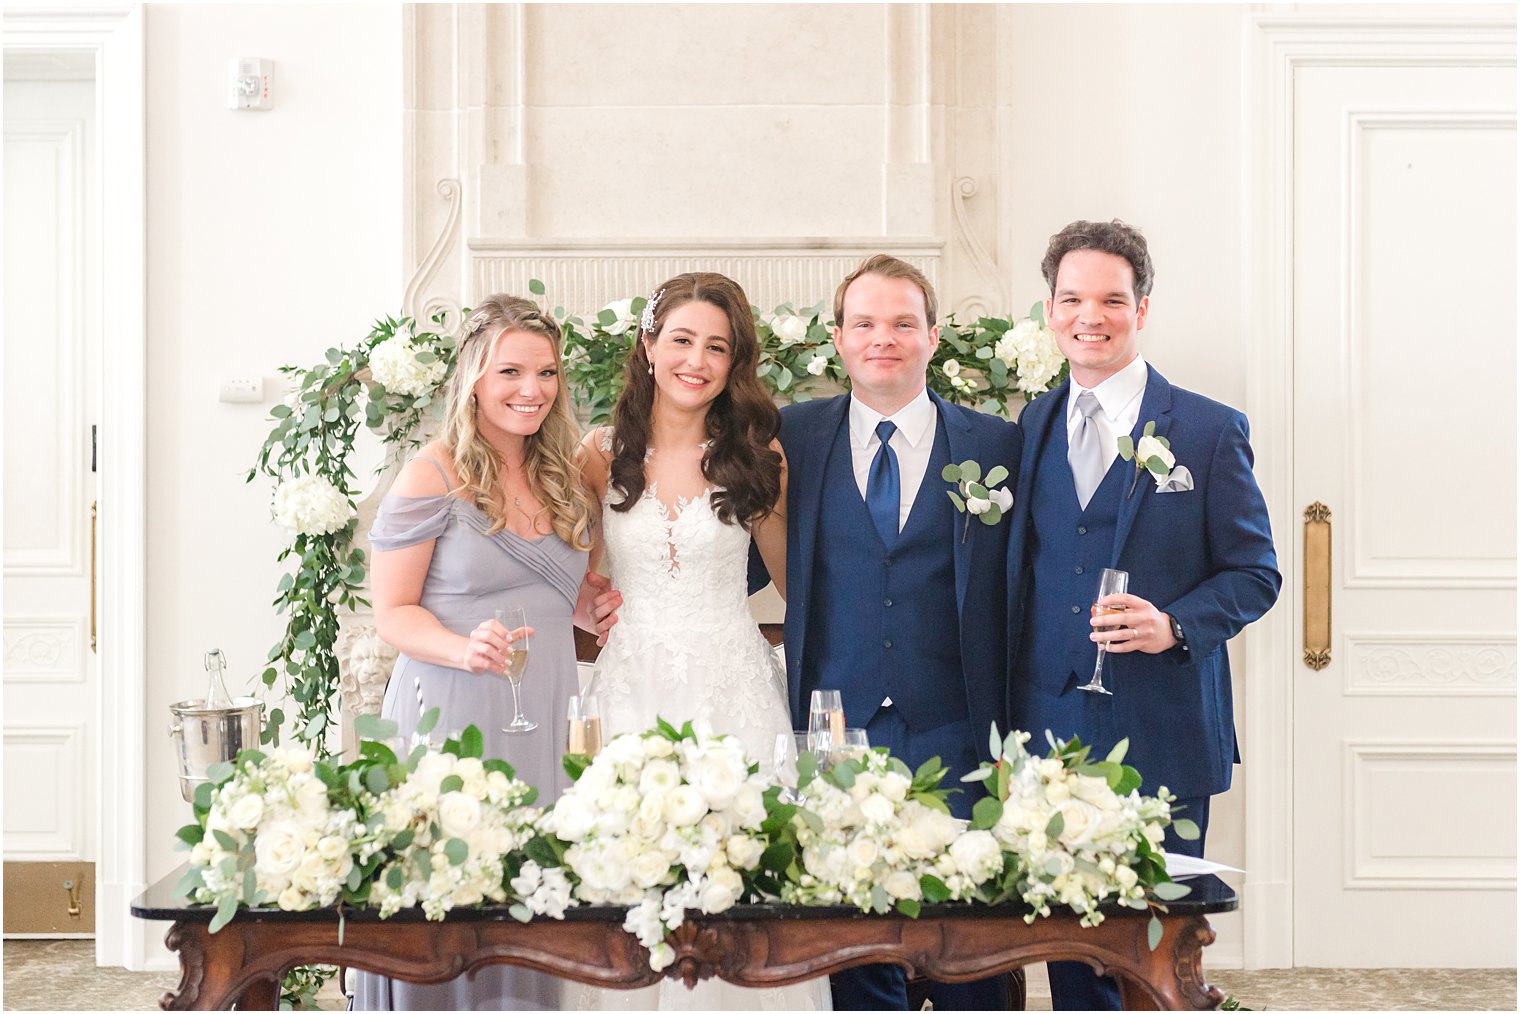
3,70,98,930
1291,56,1516,965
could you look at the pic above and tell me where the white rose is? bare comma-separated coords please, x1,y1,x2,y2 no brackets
629,850,672,889
599,298,638,336
663,786,707,828
254,822,305,880
942,358,962,378
965,495,991,515
412,751,454,797
438,791,482,838
293,776,329,816
948,830,1003,881
698,868,743,914
228,793,265,830
858,793,895,825
725,835,765,870
643,735,675,759
771,314,808,346
700,810,733,839
280,747,314,774
806,354,828,376
730,784,767,829
989,487,1013,513
1135,434,1175,470
316,835,348,862
594,806,630,839
277,885,308,911
878,773,909,803
845,836,880,870
552,793,597,842
383,801,413,833
1057,799,1100,847
883,870,921,900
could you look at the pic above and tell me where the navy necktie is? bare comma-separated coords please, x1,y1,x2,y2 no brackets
866,420,900,549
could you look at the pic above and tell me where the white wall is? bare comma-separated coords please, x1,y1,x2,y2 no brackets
142,2,400,909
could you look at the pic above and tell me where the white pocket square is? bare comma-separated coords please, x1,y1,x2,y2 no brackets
1154,465,1194,493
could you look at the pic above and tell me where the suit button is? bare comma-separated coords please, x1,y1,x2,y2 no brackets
1074,566,1084,575
884,557,893,567
1071,605,1081,614
883,598,893,608
1077,526,1088,535
884,639,893,649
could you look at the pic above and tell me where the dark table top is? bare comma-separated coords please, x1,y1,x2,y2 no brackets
132,867,1236,924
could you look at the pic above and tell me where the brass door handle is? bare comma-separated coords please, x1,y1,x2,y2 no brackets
1303,502,1331,669
90,501,98,653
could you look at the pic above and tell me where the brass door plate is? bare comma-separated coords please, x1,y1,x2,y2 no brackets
3,861,95,935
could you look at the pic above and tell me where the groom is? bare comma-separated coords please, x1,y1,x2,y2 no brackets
752,254,1020,1011
1008,220,1280,1009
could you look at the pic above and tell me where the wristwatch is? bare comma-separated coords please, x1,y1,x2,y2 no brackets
1168,614,1187,648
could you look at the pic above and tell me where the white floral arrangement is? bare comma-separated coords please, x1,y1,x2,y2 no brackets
992,313,1066,395
533,719,771,972
270,472,355,537
367,325,448,397
777,749,1000,916
363,721,545,921
964,728,1195,945
176,744,373,931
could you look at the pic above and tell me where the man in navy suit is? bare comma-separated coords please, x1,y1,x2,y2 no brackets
752,255,1020,1010
1008,220,1280,1010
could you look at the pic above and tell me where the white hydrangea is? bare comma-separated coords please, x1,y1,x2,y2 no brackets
369,331,446,397
995,318,1065,395
271,474,354,536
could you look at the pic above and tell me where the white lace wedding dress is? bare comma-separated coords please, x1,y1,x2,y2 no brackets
567,476,830,1012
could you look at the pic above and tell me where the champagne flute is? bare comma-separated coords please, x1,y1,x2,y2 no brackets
495,606,536,733
565,695,602,757
807,689,845,755
836,728,870,762
1079,568,1130,695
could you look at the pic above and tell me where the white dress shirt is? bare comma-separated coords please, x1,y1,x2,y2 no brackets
1066,355,1149,476
849,387,937,534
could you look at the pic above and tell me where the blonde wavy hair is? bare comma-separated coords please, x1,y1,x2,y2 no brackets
440,295,592,550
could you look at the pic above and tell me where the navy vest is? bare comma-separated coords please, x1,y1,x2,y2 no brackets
1019,415,1130,693
800,408,968,731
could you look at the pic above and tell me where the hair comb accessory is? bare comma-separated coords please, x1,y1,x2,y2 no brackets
639,287,667,336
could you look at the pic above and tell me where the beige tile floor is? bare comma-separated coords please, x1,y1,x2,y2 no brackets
3,940,1515,1011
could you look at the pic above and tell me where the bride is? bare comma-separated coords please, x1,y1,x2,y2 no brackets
573,272,829,1011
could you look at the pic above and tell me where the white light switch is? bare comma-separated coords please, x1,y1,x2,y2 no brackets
228,58,274,111
220,378,264,403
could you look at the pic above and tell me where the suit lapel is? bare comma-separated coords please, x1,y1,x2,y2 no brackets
1010,380,1069,578
930,393,977,618
1110,367,1174,567
790,395,851,677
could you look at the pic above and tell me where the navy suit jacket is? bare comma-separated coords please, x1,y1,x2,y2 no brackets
1007,367,1280,798
751,391,1023,738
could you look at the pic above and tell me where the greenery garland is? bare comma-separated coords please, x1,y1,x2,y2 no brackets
250,284,1064,754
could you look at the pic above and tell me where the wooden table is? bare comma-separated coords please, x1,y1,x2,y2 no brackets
132,870,1236,1010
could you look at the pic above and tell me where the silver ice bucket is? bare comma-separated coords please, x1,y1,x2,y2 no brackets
168,697,263,803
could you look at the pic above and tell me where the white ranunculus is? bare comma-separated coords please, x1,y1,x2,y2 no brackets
228,793,265,830
271,473,354,537
806,354,829,376
369,332,447,397
965,495,991,515
552,793,597,842
731,783,766,828
771,314,808,346
989,487,1013,513
1135,434,1175,470
883,869,921,900
638,759,680,796
254,822,305,880
725,835,764,870
629,850,672,889
663,786,707,828
438,791,482,838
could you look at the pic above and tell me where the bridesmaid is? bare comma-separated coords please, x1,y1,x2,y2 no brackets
351,295,618,1011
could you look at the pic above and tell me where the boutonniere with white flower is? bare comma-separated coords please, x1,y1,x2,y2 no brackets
942,459,1013,544
1116,422,1191,498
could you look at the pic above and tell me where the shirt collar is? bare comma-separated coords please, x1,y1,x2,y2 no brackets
1067,355,1148,423
850,387,935,448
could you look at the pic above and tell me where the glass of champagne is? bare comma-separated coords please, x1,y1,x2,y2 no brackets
1079,568,1130,695
494,606,536,733
807,689,845,755
836,728,870,762
565,695,602,757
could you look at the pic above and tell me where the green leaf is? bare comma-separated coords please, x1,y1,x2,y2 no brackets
1116,435,1135,460
1143,420,1156,437
797,807,825,835
391,829,414,851
458,724,484,759
385,866,404,890
1106,738,1130,765
895,898,921,918
1152,880,1191,901
443,838,468,865
980,504,1002,525
439,774,464,794
364,766,389,795
1045,811,1065,838
919,875,951,903
1147,914,1164,950
194,781,215,810
563,753,590,782
984,465,1009,487
173,866,205,899
965,482,987,499
1146,456,1170,476
209,896,239,934
760,842,795,873
176,824,205,846
970,796,1004,831
988,723,1003,759
528,278,546,296
946,490,966,512
509,903,532,923
205,761,235,785
958,460,982,482
940,464,962,482
353,714,398,742
1173,818,1201,840
212,829,239,852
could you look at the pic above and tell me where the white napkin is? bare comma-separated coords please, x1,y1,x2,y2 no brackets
1164,853,1243,879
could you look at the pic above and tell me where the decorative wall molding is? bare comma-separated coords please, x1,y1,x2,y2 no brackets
1345,632,1516,696
401,177,462,329
950,176,1007,320
3,617,85,683
1343,739,1516,890
1341,109,1516,590
469,238,944,314
2,724,86,859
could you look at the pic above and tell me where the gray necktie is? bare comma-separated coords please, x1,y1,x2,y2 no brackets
1069,390,1106,510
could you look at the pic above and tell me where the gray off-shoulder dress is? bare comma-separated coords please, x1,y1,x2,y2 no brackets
351,463,588,1012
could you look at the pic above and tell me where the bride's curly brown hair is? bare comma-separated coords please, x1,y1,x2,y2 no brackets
608,272,781,529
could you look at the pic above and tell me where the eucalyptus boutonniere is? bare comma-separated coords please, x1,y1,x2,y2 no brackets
1116,421,1188,497
943,459,1013,544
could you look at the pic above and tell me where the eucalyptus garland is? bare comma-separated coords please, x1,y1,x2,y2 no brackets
250,284,1064,758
